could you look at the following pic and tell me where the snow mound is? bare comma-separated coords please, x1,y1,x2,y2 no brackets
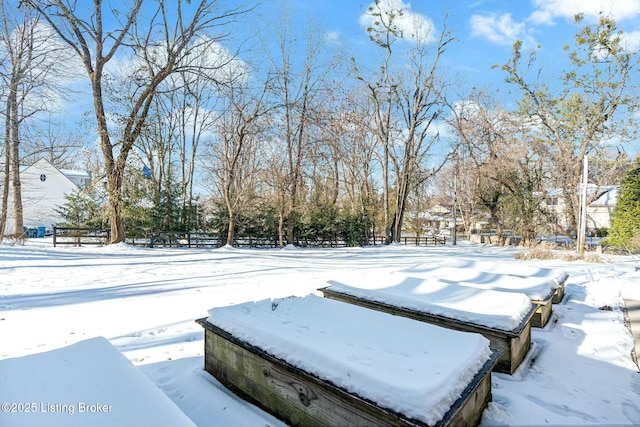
0,337,196,427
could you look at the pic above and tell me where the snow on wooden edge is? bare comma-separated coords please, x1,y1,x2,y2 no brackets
401,260,566,300
325,277,533,332
206,294,492,426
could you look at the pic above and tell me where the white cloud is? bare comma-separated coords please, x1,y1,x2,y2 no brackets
106,36,248,87
529,0,640,25
620,30,640,50
0,20,85,114
360,0,435,43
470,13,537,47
470,1,640,48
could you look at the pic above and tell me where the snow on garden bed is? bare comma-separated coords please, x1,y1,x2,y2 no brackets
206,294,492,426
401,259,567,301
0,337,196,427
325,273,533,332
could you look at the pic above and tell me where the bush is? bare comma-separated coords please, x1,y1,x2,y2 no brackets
594,228,609,237
515,247,556,260
608,157,640,251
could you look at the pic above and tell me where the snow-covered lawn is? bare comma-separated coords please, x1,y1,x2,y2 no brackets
1,240,639,425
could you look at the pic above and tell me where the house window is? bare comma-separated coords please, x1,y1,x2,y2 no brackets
40,174,46,182
546,197,558,206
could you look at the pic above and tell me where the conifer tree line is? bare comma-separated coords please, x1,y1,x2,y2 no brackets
1,1,639,249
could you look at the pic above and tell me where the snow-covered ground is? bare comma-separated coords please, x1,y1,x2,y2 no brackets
1,239,640,426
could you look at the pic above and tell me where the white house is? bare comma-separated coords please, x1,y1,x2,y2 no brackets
4,158,91,235
586,186,618,230
543,185,619,232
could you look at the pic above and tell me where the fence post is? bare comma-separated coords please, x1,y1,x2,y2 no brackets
53,226,57,247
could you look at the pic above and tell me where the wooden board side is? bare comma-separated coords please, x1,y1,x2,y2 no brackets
201,324,429,427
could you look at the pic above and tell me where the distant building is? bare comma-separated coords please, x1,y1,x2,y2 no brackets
3,158,91,235
543,185,618,232
585,186,618,230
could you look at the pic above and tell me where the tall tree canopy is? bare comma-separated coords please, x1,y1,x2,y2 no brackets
21,0,249,243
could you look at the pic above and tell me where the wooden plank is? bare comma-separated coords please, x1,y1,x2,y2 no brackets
319,287,534,375
552,281,566,304
531,296,553,328
196,318,498,427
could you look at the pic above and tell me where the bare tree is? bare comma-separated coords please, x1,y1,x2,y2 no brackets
210,74,270,245
335,89,379,227
390,21,454,242
21,116,86,167
354,0,398,243
175,70,219,229
500,14,639,237
262,2,334,246
356,2,454,243
449,92,545,245
314,86,379,239
134,86,179,229
21,0,250,243
0,4,71,239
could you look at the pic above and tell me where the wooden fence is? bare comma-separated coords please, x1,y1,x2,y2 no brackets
52,227,110,247
52,227,446,248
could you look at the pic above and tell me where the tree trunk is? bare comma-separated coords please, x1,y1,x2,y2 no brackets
392,165,412,242
0,96,11,239
489,208,505,246
107,195,126,243
105,163,126,243
278,210,285,248
495,216,505,246
9,85,23,237
224,175,235,247
226,211,235,246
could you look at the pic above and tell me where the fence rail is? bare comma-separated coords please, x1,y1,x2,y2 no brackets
53,227,110,247
51,227,446,248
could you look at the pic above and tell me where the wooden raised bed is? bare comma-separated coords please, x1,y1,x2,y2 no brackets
320,285,535,375
529,268,568,326
197,295,499,427
397,262,568,329
552,277,567,304
531,293,554,328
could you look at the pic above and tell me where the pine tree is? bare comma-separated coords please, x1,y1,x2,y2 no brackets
55,189,102,228
608,157,640,251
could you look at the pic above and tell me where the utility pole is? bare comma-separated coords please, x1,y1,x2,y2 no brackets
577,155,589,256
452,172,457,245
452,151,458,245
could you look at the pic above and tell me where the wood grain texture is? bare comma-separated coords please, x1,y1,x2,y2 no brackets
196,318,497,427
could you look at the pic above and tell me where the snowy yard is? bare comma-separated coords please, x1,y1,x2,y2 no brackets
1,240,639,426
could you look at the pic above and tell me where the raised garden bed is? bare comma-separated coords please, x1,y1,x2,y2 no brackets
399,261,568,328
197,295,499,427
320,278,536,375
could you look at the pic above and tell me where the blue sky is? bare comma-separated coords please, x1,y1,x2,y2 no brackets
252,0,640,93
8,0,640,160
17,0,640,118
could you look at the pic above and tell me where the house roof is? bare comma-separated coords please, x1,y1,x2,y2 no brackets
60,168,91,179
540,185,620,207
590,186,619,207
20,158,91,188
